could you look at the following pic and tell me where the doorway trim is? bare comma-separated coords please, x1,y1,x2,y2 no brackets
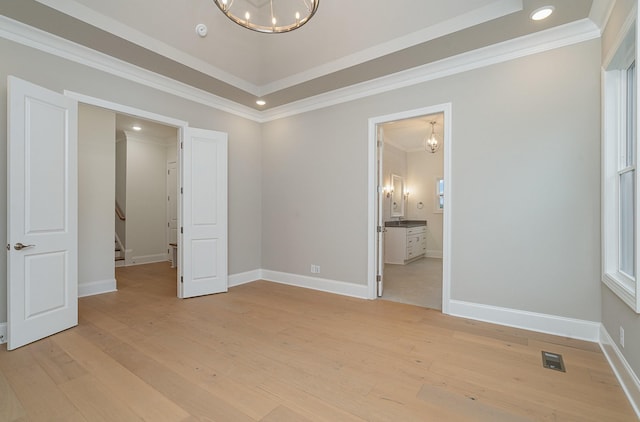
367,103,453,314
64,90,187,296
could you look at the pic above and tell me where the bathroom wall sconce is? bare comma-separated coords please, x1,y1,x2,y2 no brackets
384,186,393,198
404,189,410,199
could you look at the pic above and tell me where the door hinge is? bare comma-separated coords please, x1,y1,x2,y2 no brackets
181,227,183,234
376,274,382,282
180,187,183,194
180,142,183,149
168,195,170,201
167,222,170,227
168,169,170,175
6,243,9,251
377,226,383,233
377,139,382,148
181,276,183,283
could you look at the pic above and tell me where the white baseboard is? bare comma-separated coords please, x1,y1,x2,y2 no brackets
128,253,167,266
261,270,369,299
78,278,117,298
599,325,640,419
426,250,443,259
0,322,6,344
229,269,261,288
449,300,601,342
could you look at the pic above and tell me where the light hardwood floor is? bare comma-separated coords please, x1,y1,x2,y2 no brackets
0,262,637,421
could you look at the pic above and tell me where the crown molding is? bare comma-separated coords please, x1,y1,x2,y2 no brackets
1,15,600,124
260,18,601,122
258,0,523,96
34,0,261,95
589,0,617,33
0,15,263,122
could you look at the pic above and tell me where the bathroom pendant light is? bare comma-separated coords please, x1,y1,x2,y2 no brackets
213,0,319,34
425,121,440,153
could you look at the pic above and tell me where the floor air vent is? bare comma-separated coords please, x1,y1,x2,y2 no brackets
541,351,566,372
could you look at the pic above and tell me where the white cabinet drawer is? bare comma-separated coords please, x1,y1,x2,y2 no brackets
384,223,427,264
407,226,426,235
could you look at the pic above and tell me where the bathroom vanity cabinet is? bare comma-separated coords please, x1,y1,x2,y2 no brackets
384,222,427,264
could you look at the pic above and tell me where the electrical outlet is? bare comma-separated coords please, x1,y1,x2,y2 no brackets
310,264,320,274
620,326,625,348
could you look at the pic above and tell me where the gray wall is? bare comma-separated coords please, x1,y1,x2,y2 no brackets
600,0,640,384
78,104,116,289
262,39,602,322
0,38,263,323
124,133,172,262
115,136,127,247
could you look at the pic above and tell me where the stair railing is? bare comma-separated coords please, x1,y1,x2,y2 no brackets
115,201,126,221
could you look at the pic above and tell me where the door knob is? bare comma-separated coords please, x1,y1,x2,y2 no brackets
14,243,35,250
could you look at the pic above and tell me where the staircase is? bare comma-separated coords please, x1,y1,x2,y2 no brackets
115,237,125,266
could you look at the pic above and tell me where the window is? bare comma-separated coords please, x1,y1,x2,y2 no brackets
603,21,639,312
435,177,444,212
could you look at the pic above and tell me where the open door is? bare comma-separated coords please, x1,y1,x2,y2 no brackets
376,125,385,297
179,127,228,298
7,76,78,350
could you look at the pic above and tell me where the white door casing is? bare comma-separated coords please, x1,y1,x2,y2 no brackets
376,126,385,297
180,127,228,298
7,76,78,350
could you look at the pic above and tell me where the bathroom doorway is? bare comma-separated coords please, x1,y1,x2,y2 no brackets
368,104,452,313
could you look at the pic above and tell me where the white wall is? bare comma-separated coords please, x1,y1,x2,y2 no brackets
78,104,116,290
262,39,602,322
407,149,443,257
125,132,175,264
600,0,640,392
0,37,263,323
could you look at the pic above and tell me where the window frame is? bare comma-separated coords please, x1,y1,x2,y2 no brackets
434,177,444,213
602,18,640,313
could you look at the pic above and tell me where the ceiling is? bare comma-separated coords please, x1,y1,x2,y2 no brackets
383,113,445,152
115,114,178,141
1,0,601,111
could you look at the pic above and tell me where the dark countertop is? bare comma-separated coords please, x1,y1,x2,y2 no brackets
384,220,427,228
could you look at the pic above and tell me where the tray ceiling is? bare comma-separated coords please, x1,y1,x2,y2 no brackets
1,0,598,110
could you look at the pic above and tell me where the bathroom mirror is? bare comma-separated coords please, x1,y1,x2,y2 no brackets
390,174,405,217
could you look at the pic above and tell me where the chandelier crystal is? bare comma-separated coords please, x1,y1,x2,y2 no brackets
213,0,319,34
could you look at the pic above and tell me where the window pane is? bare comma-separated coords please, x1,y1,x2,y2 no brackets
626,62,636,168
620,170,636,277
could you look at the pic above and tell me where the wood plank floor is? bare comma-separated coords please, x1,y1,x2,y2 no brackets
1,262,637,421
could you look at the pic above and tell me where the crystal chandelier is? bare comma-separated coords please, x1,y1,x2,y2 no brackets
425,121,440,153
213,0,319,34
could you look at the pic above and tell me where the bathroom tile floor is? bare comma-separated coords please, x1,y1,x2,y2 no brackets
382,257,443,310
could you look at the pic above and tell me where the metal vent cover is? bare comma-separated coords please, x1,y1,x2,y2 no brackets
541,351,566,372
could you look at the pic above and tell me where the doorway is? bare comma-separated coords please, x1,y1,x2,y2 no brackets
367,104,452,314
7,78,229,349
113,113,179,271
379,113,444,309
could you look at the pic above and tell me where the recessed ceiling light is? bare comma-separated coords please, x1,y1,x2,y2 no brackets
132,125,142,131
530,6,554,21
256,100,266,106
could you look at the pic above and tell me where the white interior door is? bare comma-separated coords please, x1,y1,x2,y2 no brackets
180,127,228,298
376,126,385,297
7,76,78,350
